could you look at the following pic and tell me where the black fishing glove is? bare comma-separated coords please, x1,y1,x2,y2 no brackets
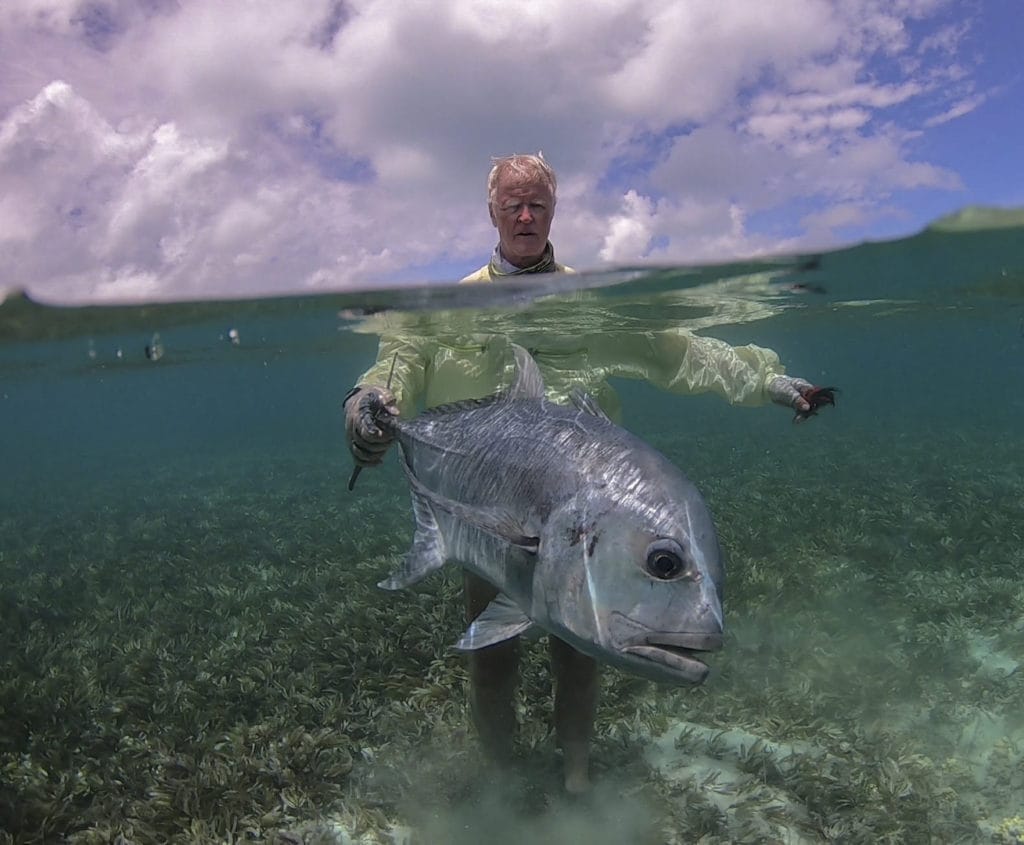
343,385,400,467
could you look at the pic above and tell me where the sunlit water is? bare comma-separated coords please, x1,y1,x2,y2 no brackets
2,208,1023,843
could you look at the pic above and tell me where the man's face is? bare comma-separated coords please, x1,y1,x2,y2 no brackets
490,174,554,268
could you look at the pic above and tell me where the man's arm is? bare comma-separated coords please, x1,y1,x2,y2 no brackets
591,328,815,413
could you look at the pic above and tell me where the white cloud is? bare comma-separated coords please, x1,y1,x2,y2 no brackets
752,82,923,116
103,123,229,260
90,264,163,302
0,0,1000,302
599,190,656,263
603,0,841,124
923,93,987,127
918,21,970,55
0,80,152,283
744,107,872,146
799,202,879,245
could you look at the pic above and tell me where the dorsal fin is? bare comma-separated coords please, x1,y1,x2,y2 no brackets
508,344,545,400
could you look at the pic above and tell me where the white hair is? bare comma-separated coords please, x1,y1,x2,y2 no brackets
487,153,557,208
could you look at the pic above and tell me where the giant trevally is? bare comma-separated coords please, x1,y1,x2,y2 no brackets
370,344,724,685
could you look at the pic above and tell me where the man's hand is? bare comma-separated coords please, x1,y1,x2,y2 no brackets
343,385,400,467
768,375,837,423
768,375,813,414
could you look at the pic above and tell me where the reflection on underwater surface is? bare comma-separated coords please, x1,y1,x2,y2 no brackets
1,212,1024,843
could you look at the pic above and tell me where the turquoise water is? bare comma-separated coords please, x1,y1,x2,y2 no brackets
1,209,1023,843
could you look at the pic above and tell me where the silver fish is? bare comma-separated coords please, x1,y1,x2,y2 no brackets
377,345,724,685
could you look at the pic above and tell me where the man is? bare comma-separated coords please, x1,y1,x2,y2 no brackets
343,153,823,794
460,152,569,281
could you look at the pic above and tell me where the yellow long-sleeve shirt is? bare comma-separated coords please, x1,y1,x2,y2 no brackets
355,260,789,420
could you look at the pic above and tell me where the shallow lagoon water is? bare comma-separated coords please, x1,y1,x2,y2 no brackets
1,209,1023,843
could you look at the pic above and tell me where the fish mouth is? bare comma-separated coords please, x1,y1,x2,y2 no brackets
621,632,724,684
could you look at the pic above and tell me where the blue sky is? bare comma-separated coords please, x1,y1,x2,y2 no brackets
0,0,1020,304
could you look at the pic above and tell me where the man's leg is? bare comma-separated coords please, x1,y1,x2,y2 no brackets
549,635,598,794
464,571,520,763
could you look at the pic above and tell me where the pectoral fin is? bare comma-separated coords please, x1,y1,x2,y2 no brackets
454,593,536,650
378,483,446,590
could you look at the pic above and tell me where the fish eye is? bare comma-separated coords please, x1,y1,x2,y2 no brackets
644,539,688,580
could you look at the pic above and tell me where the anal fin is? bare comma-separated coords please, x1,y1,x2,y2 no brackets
378,484,446,590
